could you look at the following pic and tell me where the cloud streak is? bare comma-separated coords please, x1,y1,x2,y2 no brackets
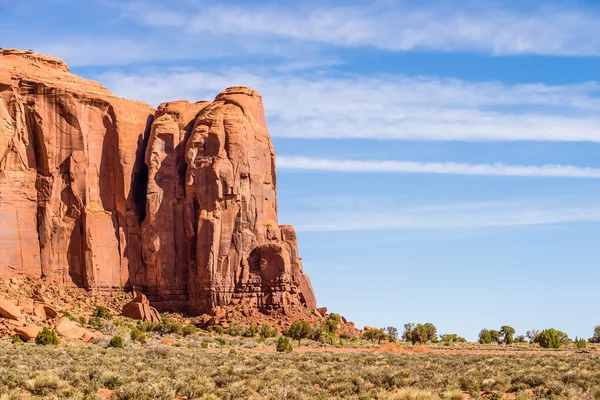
277,157,600,178
116,0,600,56
280,201,600,232
98,68,600,142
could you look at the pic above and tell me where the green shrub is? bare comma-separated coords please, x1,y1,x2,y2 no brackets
242,325,259,337
88,317,103,328
225,324,244,336
259,324,278,339
403,323,437,344
200,342,209,348
215,337,226,346
339,333,350,340
92,306,113,320
213,326,224,335
363,328,385,343
35,327,58,346
478,328,500,344
63,312,79,322
130,328,147,343
536,329,562,349
108,335,124,348
312,324,336,345
326,313,342,333
288,320,312,345
182,324,198,337
11,335,23,344
575,336,587,349
276,336,293,352
78,316,87,325
148,318,183,336
441,333,467,344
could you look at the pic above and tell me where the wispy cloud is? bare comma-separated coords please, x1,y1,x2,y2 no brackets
277,157,600,178
280,201,600,232
98,68,600,142
114,0,600,56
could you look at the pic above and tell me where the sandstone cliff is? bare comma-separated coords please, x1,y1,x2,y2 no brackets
0,49,316,315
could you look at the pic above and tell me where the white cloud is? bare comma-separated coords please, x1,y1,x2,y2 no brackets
277,156,600,178
280,201,600,232
97,68,600,142
115,1,600,56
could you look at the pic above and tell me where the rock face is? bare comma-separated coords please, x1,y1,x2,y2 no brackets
0,49,316,315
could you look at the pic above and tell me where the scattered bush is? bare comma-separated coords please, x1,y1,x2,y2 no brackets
213,326,225,335
363,328,387,344
403,323,437,344
11,335,23,344
276,336,293,352
536,329,563,349
259,324,278,339
182,324,198,337
215,337,226,346
478,328,501,344
35,328,58,346
88,316,103,328
312,324,336,345
288,320,312,345
440,333,467,344
575,337,587,349
225,324,245,336
130,328,147,343
242,325,258,337
108,335,124,348
92,306,113,320
326,313,342,333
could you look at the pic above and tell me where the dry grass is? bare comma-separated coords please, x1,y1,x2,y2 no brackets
2,338,600,399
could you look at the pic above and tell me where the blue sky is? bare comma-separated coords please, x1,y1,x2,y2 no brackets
3,0,600,341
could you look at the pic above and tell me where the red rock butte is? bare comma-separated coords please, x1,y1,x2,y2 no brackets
0,49,317,315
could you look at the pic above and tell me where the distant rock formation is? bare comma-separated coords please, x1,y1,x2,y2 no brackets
0,49,317,315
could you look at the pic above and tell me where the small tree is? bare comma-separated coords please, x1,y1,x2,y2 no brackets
500,326,516,345
276,337,293,352
589,326,600,343
259,324,278,339
384,326,398,340
35,328,58,346
363,328,385,343
423,323,438,343
526,329,540,344
478,329,492,344
402,323,415,342
326,313,342,333
288,320,312,345
536,329,562,349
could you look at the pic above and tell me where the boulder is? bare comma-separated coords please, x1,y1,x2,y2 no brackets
317,307,328,317
0,299,23,320
55,317,92,340
122,293,161,322
33,303,47,320
15,325,42,341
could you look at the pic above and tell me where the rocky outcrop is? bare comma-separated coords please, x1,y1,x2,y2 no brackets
0,49,317,316
122,292,160,322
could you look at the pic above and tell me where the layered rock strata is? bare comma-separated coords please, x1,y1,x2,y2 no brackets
0,49,316,315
